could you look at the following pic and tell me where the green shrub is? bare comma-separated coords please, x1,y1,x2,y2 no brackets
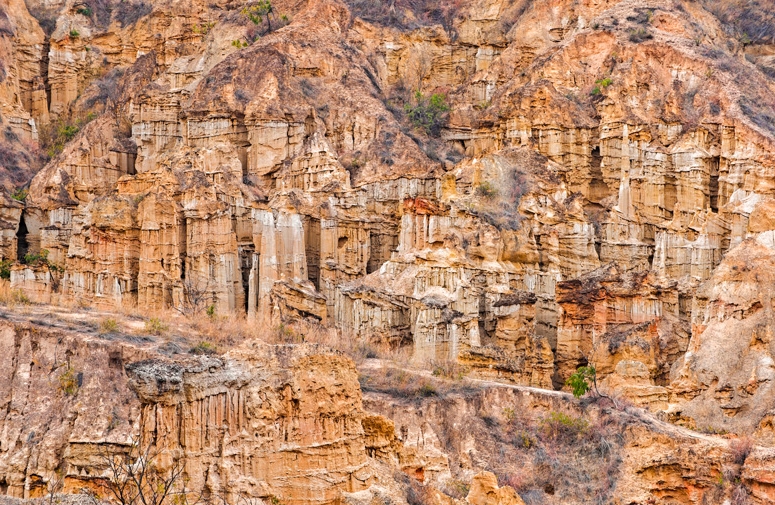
99,317,119,334
69,29,80,38
192,22,215,35
190,341,218,355
541,411,589,441
566,365,595,398
76,6,93,16
206,304,216,318
404,91,450,137
475,181,497,198
59,367,80,396
145,317,169,335
12,289,30,304
10,188,27,201
24,248,50,266
242,1,287,33
596,77,613,88
0,259,11,280
417,382,438,397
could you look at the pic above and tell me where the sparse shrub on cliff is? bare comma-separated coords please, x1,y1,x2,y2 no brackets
442,479,470,500
10,187,28,201
24,248,50,266
69,29,80,38
192,21,215,36
76,6,93,17
730,436,753,465
190,340,218,355
0,260,11,280
701,0,775,46
145,317,169,336
566,364,619,407
344,0,464,33
626,8,654,25
475,181,497,199
404,92,450,137
39,113,98,158
99,317,119,334
242,1,288,36
431,360,467,380
628,28,653,43
0,288,30,305
540,411,589,443
177,277,212,316
58,367,80,396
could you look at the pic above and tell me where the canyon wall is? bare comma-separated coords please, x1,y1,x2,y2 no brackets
1,0,775,438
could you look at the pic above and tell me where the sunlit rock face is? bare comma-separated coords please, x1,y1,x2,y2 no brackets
1,0,775,432
0,321,371,505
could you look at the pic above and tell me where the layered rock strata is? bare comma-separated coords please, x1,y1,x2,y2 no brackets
1,0,775,434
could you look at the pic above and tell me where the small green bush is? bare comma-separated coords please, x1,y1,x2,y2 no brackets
0,259,11,280
417,382,438,397
404,91,450,137
76,6,93,16
145,317,169,335
10,188,27,201
190,341,218,355
24,249,50,266
12,289,30,304
69,29,80,38
99,317,119,334
59,367,80,396
596,77,613,88
566,365,596,398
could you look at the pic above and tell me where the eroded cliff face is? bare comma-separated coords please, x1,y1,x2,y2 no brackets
0,321,372,505
2,0,775,448
4,319,775,505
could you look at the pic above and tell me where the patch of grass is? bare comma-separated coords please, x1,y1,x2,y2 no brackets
475,181,497,199
190,340,218,355
10,188,27,201
144,317,169,336
99,317,119,334
628,28,653,43
59,367,80,396
540,411,589,442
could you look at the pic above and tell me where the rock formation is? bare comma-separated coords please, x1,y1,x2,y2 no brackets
0,321,371,505
1,0,775,485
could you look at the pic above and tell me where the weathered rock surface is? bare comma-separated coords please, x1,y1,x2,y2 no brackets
0,321,371,505
1,0,775,463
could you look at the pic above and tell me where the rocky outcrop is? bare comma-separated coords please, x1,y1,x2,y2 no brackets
0,321,372,505
1,0,775,443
